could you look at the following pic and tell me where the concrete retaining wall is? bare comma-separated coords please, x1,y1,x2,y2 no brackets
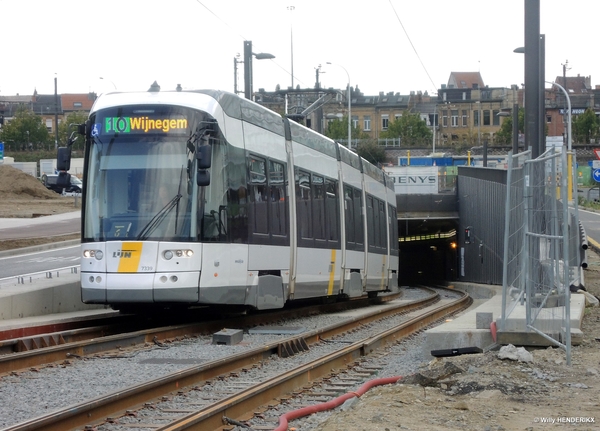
0,275,105,320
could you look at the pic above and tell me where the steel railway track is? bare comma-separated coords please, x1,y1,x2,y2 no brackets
0,292,404,375
3,286,470,431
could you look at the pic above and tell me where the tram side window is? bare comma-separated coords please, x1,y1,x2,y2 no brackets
312,175,325,242
344,185,355,245
366,196,387,252
325,179,339,244
344,185,363,251
353,188,364,246
366,195,376,250
269,160,288,240
249,157,268,236
297,171,339,249
388,204,399,255
296,170,312,242
378,199,386,249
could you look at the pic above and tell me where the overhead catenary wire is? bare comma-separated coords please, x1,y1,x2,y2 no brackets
194,0,301,87
388,0,437,93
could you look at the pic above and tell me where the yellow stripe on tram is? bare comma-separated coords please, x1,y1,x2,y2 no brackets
117,242,143,273
328,249,337,295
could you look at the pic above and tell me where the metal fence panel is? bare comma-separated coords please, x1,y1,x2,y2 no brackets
501,147,576,364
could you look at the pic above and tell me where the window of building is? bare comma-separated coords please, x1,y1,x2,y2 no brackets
547,115,552,123
473,110,480,127
382,114,389,130
45,119,53,132
352,116,358,129
493,110,500,126
73,102,82,108
462,110,467,127
442,110,448,127
363,116,371,131
451,110,458,127
483,110,491,126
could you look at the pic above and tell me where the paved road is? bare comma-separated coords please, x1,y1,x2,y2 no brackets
0,212,81,278
578,207,600,245
0,211,80,240
0,244,80,278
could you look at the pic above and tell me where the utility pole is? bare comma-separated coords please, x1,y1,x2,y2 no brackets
54,75,59,149
315,65,323,133
233,54,242,95
288,6,295,89
524,0,541,158
244,41,252,99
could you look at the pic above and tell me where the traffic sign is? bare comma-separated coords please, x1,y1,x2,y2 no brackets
593,169,600,183
594,148,600,160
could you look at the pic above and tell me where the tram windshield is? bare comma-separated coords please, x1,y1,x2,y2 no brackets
83,105,210,242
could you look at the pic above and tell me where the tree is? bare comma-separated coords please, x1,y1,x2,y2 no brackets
58,111,89,151
380,111,432,146
572,108,600,144
323,116,366,143
0,105,51,150
495,108,524,145
356,140,387,166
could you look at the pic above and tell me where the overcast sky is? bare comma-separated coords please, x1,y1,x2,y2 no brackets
1,0,598,98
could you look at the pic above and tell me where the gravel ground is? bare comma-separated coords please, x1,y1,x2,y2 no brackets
0,289,435,429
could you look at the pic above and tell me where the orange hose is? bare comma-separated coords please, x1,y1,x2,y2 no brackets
273,376,402,431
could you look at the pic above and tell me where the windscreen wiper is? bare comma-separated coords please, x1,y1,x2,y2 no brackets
136,194,182,240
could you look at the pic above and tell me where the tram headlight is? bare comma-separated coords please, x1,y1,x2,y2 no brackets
83,249,104,260
163,249,193,260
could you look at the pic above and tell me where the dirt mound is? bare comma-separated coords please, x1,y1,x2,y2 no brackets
0,165,59,199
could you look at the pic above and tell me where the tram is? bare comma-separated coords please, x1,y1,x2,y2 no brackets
59,88,398,312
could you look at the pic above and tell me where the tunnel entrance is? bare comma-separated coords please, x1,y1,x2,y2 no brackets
397,218,459,285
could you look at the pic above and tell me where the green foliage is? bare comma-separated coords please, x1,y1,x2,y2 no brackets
379,111,432,146
495,108,524,145
0,105,51,150
323,116,366,142
58,111,88,151
572,108,600,144
4,149,57,163
356,140,387,166
578,195,600,211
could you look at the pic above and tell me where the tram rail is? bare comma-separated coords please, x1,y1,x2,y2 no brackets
3,286,471,431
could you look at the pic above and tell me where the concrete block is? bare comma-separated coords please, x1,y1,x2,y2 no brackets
212,328,243,345
476,312,493,329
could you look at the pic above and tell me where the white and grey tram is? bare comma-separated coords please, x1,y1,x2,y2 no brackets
75,89,398,311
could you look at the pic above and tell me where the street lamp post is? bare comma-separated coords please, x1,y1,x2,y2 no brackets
233,54,242,95
548,80,573,201
288,5,295,89
54,74,59,149
326,62,351,149
99,77,117,91
243,41,275,101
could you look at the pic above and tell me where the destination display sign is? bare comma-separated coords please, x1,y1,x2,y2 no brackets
92,115,188,136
